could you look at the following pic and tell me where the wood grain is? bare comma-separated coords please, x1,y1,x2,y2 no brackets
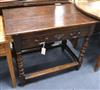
75,0,100,71
26,62,78,79
2,2,98,85
75,0,100,20
3,3,98,35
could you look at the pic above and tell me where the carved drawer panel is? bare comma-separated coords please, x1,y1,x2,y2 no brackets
13,25,92,50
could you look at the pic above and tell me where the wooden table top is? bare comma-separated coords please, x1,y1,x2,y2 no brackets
2,3,98,36
75,0,100,20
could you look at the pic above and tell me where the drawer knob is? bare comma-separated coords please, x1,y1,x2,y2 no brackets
70,33,73,36
35,39,38,42
45,37,48,40
55,34,64,40
78,32,81,35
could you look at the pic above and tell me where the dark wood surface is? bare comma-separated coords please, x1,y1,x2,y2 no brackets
3,3,98,36
0,0,68,9
74,0,100,71
2,3,99,85
75,0,100,21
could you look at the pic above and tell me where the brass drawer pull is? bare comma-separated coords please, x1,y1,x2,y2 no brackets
70,31,81,38
70,33,73,36
55,34,64,40
34,39,38,42
78,32,81,35
45,37,48,40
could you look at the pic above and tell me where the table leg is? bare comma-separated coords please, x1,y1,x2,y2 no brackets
16,53,26,86
78,37,89,67
6,43,16,88
94,55,100,71
61,40,80,70
62,36,89,69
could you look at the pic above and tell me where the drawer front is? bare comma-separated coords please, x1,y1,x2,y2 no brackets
13,25,92,50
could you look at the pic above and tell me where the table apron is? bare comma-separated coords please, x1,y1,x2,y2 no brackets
12,24,94,52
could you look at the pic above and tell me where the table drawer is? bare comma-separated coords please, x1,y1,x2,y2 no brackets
13,25,92,50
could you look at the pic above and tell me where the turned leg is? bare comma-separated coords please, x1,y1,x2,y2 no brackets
16,53,26,86
94,55,100,71
78,37,89,67
6,43,16,88
74,37,89,70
